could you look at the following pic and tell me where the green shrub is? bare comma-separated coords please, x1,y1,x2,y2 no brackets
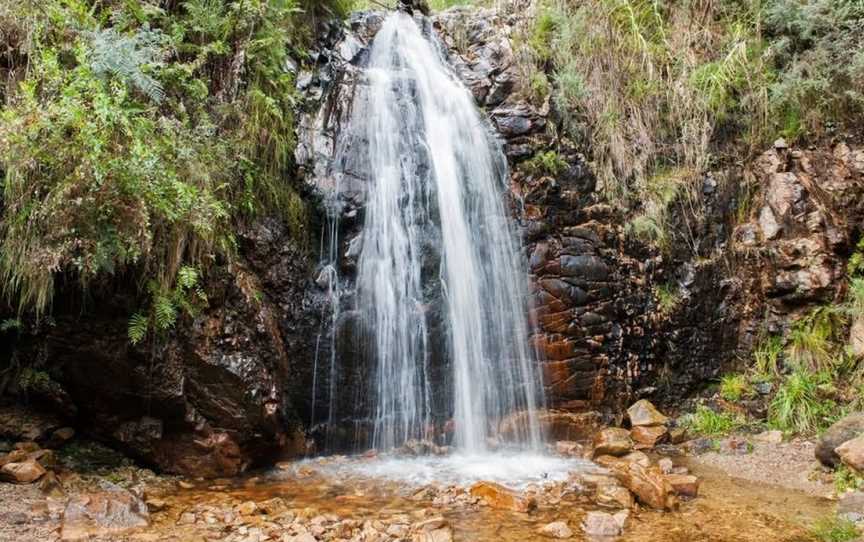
681,405,744,436
654,282,681,315
810,515,860,542
768,369,835,434
834,464,864,494
520,151,568,177
753,335,784,377
786,307,845,372
719,374,750,402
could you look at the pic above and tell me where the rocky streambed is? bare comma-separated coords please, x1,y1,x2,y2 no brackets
0,401,841,542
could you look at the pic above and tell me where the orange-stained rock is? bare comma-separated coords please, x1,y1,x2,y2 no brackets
60,487,150,540
611,461,677,510
627,400,669,427
469,481,536,512
0,459,46,484
630,425,668,447
595,482,634,509
665,474,700,498
498,410,601,443
593,428,633,457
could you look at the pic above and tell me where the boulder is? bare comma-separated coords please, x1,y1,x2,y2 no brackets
631,425,668,447
665,474,700,498
581,510,628,537
627,400,669,427
60,486,150,540
668,427,688,444
555,440,585,457
817,413,864,467
621,451,652,467
593,428,633,457
612,462,677,510
469,481,536,512
836,435,864,473
539,520,573,539
0,459,46,483
594,482,634,509
658,457,674,474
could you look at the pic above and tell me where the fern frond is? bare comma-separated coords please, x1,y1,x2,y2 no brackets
128,312,149,344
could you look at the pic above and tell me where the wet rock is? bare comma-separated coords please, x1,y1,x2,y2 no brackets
581,510,628,537
38,471,65,497
539,520,573,538
0,459,46,483
594,482,634,509
593,428,633,457
49,427,76,447
837,435,864,473
60,486,150,540
631,425,668,447
469,481,537,512
612,462,677,510
413,527,453,542
627,400,669,427
0,406,63,443
0,448,28,466
665,474,700,498
621,451,652,467
818,413,864,467
658,457,674,474
555,440,585,457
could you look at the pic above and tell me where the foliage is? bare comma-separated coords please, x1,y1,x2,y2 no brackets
768,368,835,434
719,373,750,402
128,265,207,344
520,151,567,177
834,464,864,494
810,515,860,542
681,405,744,436
0,0,341,319
753,335,784,377
653,282,680,315
786,307,846,372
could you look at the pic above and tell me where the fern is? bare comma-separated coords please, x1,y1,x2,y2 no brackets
128,313,149,345
177,266,199,291
153,294,177,331
87,27,166,103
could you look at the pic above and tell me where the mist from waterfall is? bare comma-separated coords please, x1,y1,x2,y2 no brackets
327,11,542,454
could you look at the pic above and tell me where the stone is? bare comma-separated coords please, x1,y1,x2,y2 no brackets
658,458,674,474
754,430,783,444
621,451,652,467
555,440,584,457
612,461,677,510
28,448,57,468
630,425,668,447
850,317,864,358
627,400,669,427
0,448,28,467
236,501,259,516
469,481,536,512
665,474,700,498
539,520,572,538
836,435,864,473
413,517,447,531
594,482,634,509
284,534,316,542
413,527,453,542
838,491,864,522
60,486,150,540
581,511,628,537
50,427,76,447
14,441,41,453
0,406,63,443
0,459,46,483
593,428,633,457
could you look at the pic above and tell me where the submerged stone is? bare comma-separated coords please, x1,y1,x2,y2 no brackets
469,481,536,512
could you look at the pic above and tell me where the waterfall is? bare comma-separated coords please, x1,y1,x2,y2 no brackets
328,11,542,454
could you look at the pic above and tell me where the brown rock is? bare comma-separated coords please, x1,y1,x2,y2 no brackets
413,527,453,542
631,425,668,447
612,461,677,510
0,449,28,467
581,510,628,537
500,410,601,442
14,441,41,453
38,471,65,497
0,459,46,483
50,427,76,446
593,428,633,457
754,430,783,444
28,449,57,468
593,455,624,469
60,487,150,540
665,474,700,498
555,440,584,457
627,400,668,427
621,451,651,467
658,457,674,474
539,520,573,538
469,481,536,512
668,427,687,444
817,413,864,467
836,435,864,473
594,483,634,509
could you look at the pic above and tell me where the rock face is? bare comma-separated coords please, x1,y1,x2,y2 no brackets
817,413,864,467
14,218,321,477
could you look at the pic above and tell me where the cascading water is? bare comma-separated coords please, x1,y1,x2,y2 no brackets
323,11,543,454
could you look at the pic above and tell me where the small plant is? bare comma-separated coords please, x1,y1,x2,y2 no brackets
654,282,681,315
768,369,835,434
681,405,744,436
786,307,845,372
719,373,750,402
520,151,568,177
834,464,864,494
753,335,784,377
128,266,207,345
810,514,860,542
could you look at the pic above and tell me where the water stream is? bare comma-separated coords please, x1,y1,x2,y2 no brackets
321,11,542,454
